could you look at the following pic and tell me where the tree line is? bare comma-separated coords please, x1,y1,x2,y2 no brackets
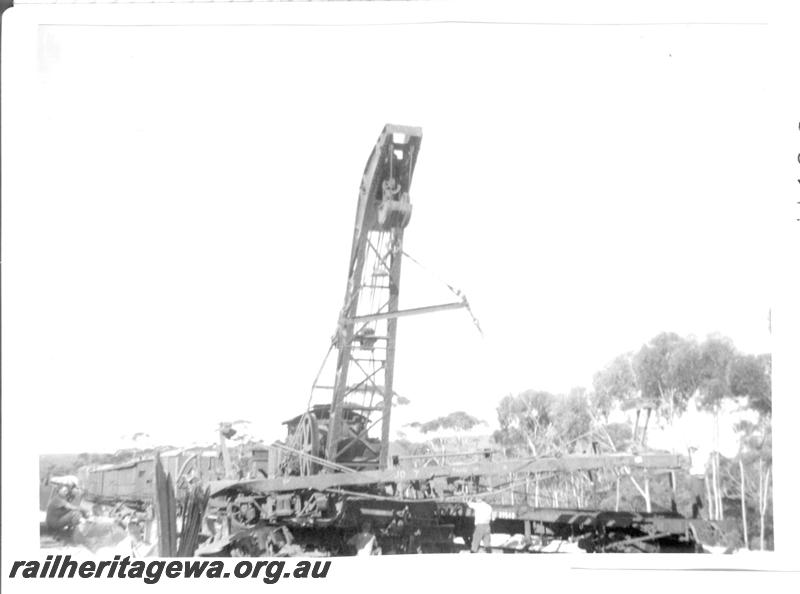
407,332,772,550
496,332,771,549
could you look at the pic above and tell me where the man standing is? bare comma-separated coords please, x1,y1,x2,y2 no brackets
466,496,493,553
688,446,709,519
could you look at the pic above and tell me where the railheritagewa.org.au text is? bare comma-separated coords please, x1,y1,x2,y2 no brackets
9,554,331,584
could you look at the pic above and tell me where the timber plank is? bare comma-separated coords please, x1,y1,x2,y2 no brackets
210,453,685,496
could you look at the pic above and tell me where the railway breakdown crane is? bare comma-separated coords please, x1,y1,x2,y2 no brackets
198,125,710,555
274,124,468,478
79,125,715,555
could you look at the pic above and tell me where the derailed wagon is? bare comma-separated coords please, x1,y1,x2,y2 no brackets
205,454,706,555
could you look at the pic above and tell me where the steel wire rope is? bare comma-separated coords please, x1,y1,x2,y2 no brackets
401,250,484,336
305,341,335,414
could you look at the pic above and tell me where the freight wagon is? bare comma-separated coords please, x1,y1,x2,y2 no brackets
80,448,241,506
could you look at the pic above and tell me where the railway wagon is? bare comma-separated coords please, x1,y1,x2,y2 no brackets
83,459,156,505
81,446,266,506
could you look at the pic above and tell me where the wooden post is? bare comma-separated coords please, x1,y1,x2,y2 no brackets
524,520,532,545
739,457,749,550
166,474,177,553
705,469,715,520
641,409,652,446
154,455,177,557
570,473,577,507
669,470,677,513
717,452,724,520
759,461,770,550
525,475,530,506
615,476,621,512
710,452,722,520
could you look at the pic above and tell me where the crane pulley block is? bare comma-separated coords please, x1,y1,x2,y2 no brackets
377,191,412,229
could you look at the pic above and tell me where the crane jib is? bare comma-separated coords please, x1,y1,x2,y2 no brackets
326,125,424,469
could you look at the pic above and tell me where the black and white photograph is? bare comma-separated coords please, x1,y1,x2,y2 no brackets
2,0,799,588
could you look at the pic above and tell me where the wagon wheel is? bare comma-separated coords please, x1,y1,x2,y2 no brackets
298,414,320,476
298,413,321,476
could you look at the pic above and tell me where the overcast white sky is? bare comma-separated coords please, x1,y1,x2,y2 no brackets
1,5,782,458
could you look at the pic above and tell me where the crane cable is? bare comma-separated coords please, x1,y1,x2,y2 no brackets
306,230,389,413
401,251,484,336
306,341,335,414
